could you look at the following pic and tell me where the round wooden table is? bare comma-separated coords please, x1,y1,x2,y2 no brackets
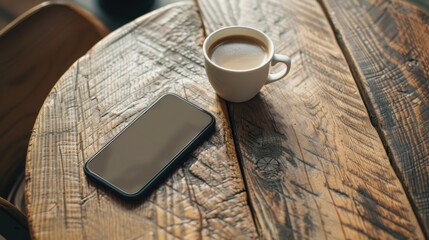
26,2,256,239
26,0,429,239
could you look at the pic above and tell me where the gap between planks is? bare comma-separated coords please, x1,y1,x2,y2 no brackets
193,1,262,237
316,0,428,238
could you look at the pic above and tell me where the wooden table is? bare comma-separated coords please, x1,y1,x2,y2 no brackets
25,0,429,239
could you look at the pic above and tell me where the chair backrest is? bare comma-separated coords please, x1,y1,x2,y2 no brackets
0,197,30,239
0,2,108,197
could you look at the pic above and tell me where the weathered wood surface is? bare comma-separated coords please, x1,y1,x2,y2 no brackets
25,3,257,239
321,0,429,236
25,0,429,239
197,0,425,239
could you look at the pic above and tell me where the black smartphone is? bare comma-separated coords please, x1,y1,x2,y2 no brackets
84,94,215,199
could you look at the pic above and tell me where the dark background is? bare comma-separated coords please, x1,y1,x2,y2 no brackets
1,0,427,31
0,0,190,31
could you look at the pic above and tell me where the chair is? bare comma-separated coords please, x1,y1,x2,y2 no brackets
0,197,30,239
0,2,108,237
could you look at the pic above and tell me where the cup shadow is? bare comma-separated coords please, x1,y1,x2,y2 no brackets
227,93,296,181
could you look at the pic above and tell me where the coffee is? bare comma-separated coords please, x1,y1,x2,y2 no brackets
208,35,268,70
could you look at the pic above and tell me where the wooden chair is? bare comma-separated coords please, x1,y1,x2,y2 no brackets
0,1,108,220
0,197,30,239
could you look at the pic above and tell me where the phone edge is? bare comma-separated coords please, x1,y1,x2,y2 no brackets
83,93,216,200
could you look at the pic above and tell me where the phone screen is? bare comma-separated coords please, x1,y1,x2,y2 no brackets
84,94,214,197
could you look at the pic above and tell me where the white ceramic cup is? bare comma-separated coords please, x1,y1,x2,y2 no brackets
203,26,291,103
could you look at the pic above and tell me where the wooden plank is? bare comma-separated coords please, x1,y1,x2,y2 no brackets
320,0,429,236
25,2,257,239
197,0,425,239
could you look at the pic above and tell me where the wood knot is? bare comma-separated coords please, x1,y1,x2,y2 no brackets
255,155,282,180
406,58,419,68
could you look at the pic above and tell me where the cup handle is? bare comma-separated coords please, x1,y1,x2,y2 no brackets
266,54,291,84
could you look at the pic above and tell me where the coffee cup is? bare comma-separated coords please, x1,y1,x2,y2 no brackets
203,26,291,103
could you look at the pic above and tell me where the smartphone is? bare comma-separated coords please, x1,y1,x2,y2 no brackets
84,94,215,199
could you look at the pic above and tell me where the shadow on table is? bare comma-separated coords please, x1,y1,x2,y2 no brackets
228,94,296,181
227,94,298,238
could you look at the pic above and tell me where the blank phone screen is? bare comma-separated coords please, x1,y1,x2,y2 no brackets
85,94,214,195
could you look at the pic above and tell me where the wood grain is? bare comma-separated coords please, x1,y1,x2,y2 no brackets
320,0,429,236
0,2,108,198
25,2,257,239
198,0,425,238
